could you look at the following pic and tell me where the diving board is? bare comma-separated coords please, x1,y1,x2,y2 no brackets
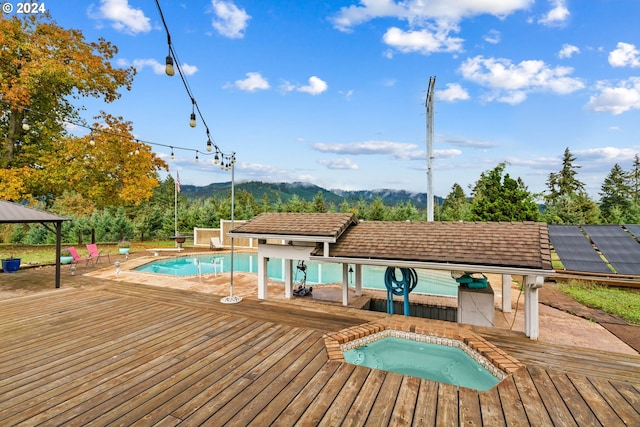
548,225,612,273
582,225,640,275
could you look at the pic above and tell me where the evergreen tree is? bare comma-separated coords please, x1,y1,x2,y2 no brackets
368,196,388,220
546,147,585,198
544,148,598,224
599,164,632,223
469,162,540,221
439,183,469,221
630,154,640,202
311,191,327,213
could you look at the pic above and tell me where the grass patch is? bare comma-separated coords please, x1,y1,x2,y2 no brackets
559,280,640,325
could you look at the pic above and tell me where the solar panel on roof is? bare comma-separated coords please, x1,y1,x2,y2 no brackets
582,225,640,275
624,224,640,240
548,226,612,273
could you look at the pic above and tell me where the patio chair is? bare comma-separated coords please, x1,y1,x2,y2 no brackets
68,246,92,268
210,237,223,250
86,243,111,264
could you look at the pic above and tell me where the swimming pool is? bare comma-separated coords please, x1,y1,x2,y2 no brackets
134,253,459,297
342,333,502,391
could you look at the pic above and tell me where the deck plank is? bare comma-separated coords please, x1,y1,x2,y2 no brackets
0,283,639,426
479,385,506,426
567,374,626,427
511,367,554,427
342,369,388,427
458,386,482,426
547,371,602,426
496,375,529,427
527,366,578,426
588,377,640,426
389,375,421,427
411,378,439,426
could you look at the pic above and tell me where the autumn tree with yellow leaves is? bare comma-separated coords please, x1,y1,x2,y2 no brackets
0,13,167,206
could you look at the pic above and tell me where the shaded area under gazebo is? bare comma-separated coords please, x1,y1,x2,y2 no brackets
0,199,69,288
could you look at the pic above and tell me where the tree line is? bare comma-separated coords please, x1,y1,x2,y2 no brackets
2,147,639,245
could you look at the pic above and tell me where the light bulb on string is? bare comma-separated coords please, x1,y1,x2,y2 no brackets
206,138,212,152
189,99,196,128
165,55,175,77
21,118,30,131
214,152,219,164
170,146,175,159
89,131,95,146
195,151,199,162
134,140,140,155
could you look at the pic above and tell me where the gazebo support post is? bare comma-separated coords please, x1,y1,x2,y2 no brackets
342,263,349,306
354,265,362,296
284,259,292,299
502,274,512,313
258,253,268,300
55,221,62,289
524,275,543,339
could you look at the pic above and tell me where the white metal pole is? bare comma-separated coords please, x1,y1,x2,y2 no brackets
426,76,436,222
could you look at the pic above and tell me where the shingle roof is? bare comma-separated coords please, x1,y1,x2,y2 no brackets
0,200,68,224
230,212,358,240
312,221,552,270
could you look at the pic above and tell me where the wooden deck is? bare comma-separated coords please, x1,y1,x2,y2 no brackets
1,281,639,426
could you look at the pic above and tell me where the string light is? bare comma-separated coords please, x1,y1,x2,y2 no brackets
21,118,30,131
89,131,95,146
154,0,234,162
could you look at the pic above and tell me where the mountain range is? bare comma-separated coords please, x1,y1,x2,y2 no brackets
178,181,442,209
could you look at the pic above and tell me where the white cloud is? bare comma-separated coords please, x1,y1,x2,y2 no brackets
210,0,251,39
331,0,532,32
441,135,497,149
312,140,424,160
483,29,501,45
382,25,464,54
538,0,570,26
609,42,640,68
575,147,638,163
226,72,270,92
132,59,165,74
319,158,359,170
93,0,151,34
297,76,328,95
587,77,640,115
331,0,532,55
459,55,584,104
558,44,580,59
180,64,199,76
435,149,462,159
435,83,470,102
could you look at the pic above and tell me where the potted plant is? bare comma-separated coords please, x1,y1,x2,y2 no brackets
60,248,74,265
118,241,131,255
2,256,21,273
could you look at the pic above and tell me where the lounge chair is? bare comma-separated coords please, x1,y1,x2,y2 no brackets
68,246,92,268
210,237,223,250
86,243,111,264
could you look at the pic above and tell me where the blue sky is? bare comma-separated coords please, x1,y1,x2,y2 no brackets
32,0,640,200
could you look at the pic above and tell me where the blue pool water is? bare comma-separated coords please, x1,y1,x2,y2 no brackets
343,337,500,391
134,253,459,297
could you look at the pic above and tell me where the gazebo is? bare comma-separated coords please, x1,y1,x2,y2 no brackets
0,199,69,288
229,213,555,339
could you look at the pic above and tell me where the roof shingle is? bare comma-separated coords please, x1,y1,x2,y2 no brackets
313,221,552,270
230,212,358,239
